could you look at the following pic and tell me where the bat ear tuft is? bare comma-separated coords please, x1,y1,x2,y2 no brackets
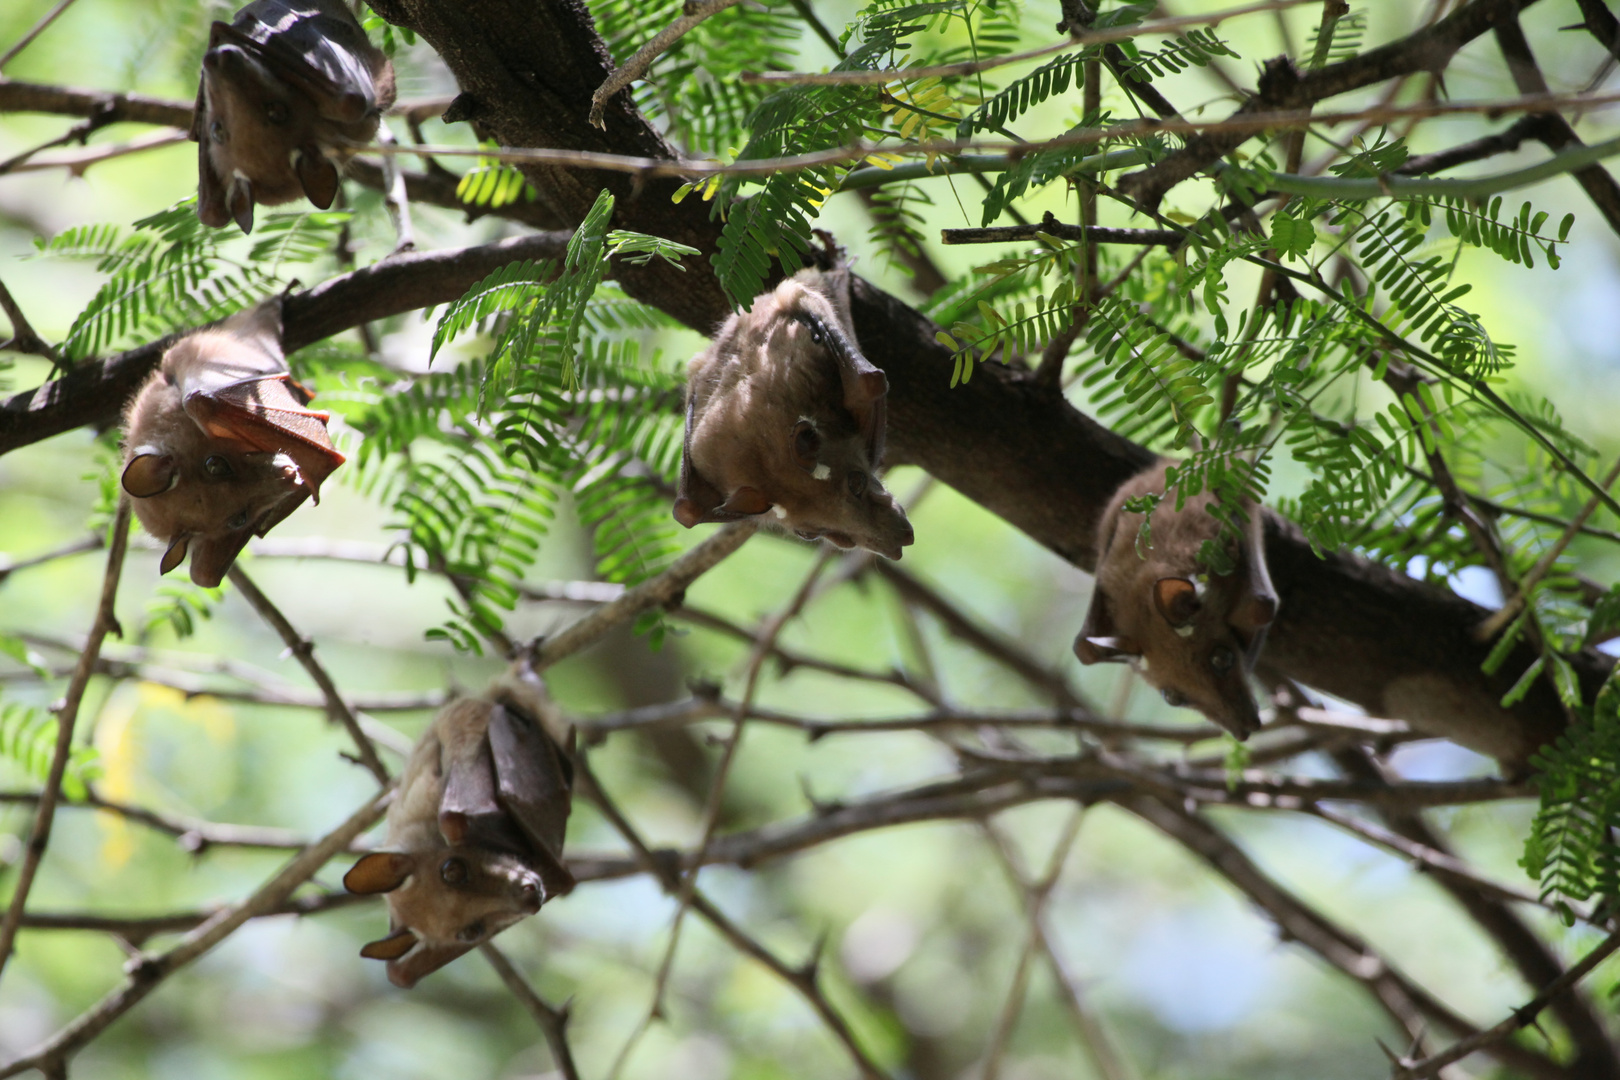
344,851,415,895
122,453,176,498
360,927,417,961
159,536,189,577
295,149,341,210
1075,635,1141,664
1152,577,1201,627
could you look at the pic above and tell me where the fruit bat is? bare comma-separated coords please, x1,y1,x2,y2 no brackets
675,268,915,560
344,654,575,989
193,0,396,233
1074,459,1278,739
120,298,345,588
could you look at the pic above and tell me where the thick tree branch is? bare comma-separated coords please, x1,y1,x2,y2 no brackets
0,231,573,453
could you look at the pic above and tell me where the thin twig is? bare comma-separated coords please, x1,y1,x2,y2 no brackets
0,276,58,362
1477,453,1620,640
589,0,745,128
1391,927,1620,1080
536,521,758,668
0,497,129,980
740,0,1318,84
0,791,389,1079
0,790,339,853
941,218,1184,247
0,0,80,71
479,943,582,1080
226,566,390,785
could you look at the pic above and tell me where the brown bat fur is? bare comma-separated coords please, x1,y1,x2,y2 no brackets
193,0,395,233
1075,459,1278,739
344,654,575,988
120,298,344,587
675,268,915,559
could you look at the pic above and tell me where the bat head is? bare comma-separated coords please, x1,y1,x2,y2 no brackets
1074,465,1277,739
121,302,344,587
343,846,550,989
346,687,575,989
194,1,393,232
676,270,915,559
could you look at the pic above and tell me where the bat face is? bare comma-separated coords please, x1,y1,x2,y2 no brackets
1074,461,1277,739
194,0,395,232
676,270,915,559
346,659,575,989
121,301,344,587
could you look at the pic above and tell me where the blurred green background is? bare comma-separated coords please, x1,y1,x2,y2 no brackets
2,1,1619,1078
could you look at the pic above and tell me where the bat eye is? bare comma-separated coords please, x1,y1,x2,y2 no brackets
203,455,234,479
1210,646,1236,673
440,857,469,885
209,119,226,144
226,510,248,530
456,920,486,943
265,101,289,125
1162,687,1187,708
847,471,868,497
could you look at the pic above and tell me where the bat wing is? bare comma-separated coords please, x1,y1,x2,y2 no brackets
183,373,346,501
212,2,382,123
673,395,772,526
487,705,576,901
807,270,890,464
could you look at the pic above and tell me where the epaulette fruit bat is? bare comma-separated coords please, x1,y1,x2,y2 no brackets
193,0,395,233
675,268,915,560
344,652,576,988
1074,459,1278,739
120,298,345,588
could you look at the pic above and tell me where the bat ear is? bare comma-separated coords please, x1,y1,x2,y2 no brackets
1232,589,1277,631
159,536,189,577
388,943,474,989
359,927,417,961
187,531,254,589
295,148,340,210
790,419,822,472
344,851,416,895
122,453,177,498
439,810,470,846
720,486,772,516
195,131,232,229
229,178,255,234
1153,577,1201,627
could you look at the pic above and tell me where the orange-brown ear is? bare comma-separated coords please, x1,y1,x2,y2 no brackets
360,927,417,960
343,851,415,895
388,943,475,989
295,148,340,209
122,453,176,498
1153,577,1200,627
791,419,822,472
159,536,190,577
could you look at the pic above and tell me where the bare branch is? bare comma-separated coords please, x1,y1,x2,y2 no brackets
479,944,582,1080
588,0,745,128
0,498,130,980
226,566,391,785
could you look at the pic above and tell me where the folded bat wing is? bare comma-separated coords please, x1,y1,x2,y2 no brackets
487,705,576,901
183,372,346,502
209,1,380,122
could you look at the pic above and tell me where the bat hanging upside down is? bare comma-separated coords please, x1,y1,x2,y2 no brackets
1074,459,1279,739
675,268,915,559
120,297,345,588
193,0,395,233
345,652,576,988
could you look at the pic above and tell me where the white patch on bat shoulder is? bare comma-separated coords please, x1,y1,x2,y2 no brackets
1175,624,1195,638
812,464,830,481
771,505,787,519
